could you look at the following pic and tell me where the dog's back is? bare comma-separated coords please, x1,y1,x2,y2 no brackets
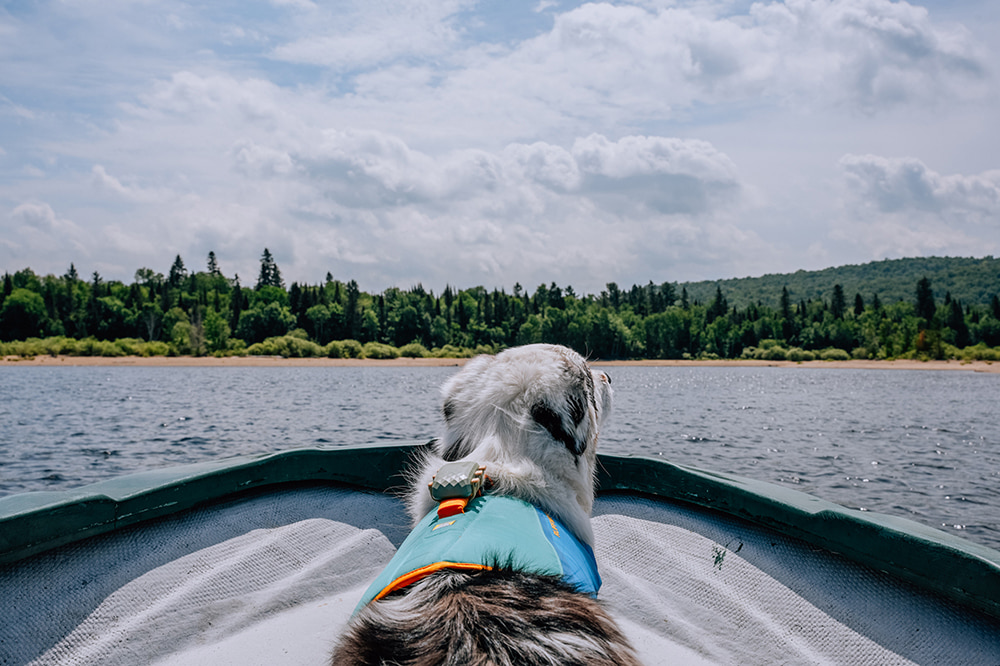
334,567,638,666
332,345,639,666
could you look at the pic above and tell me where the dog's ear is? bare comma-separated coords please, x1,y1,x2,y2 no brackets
531,401,586,456
439,398,477,461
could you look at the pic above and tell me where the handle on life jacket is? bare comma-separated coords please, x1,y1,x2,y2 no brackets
428,461,487,518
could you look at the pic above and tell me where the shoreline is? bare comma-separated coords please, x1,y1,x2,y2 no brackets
3,354,997,373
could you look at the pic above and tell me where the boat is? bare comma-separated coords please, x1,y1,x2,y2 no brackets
1,442,998,665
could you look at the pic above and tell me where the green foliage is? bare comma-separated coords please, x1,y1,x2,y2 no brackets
338,339,363,358
0,288,48,341
683,256,1000,309
818,348,852,361
2,255,998,362
399,342,430,358
256,248,284,290
246,335,325,358
432,344,476,358
361,341,399,359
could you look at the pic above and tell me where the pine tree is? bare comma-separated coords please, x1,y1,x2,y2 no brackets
915,277,935,324
854,293,864,317
780,286,791,320
345,279,360,338
830,284,846,319
256,248,284,290
948,299,970,348
706,285,727,323
168,255,187,288
230,276,243,332
207,251,221,276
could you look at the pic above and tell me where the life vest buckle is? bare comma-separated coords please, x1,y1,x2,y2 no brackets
428,461,487,518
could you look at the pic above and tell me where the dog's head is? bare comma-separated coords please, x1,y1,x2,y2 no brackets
415,344,611,541
439,344,611,465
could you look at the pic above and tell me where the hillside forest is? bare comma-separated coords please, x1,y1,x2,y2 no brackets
1,252,999,362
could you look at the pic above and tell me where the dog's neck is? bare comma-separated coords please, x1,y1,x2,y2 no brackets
409,447,597,547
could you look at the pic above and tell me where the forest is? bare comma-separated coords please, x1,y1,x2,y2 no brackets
1,252,999,361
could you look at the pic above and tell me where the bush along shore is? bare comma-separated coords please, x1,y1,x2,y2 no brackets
2,251,999,362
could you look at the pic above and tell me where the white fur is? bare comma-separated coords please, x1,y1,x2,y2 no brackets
406,344,612,546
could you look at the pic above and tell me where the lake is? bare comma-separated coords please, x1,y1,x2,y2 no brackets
1,365,997,551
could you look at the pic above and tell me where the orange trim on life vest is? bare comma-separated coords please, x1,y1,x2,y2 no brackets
373,561,492,601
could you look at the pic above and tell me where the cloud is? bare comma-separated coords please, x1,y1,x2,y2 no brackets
91,165,176,203
3,202,86,263
840,154,1000,217
833,154,1000,261
288,130,740,215
10,201,63,232
751,0,988,111
405,0,990,139
1,0,996,290
270,0,474,70
231,129,753,289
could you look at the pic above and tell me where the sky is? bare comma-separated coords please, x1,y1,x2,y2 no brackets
1,0,998,295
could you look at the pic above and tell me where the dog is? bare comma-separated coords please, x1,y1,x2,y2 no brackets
332,344,640,665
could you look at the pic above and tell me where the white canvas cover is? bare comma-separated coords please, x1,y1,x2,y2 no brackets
1,486,998,665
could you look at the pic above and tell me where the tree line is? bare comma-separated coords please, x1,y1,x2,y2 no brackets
2,250,999,361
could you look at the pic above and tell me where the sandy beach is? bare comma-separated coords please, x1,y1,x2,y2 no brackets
3,354,997,373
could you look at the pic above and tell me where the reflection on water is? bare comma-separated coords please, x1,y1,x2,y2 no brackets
1,365,997,551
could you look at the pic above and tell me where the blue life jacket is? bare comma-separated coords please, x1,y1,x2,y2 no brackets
354,495,601,614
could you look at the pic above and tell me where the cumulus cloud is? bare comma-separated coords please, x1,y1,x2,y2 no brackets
2,0,996,289
3,202,86,262
840,154,1000,217
286,130,741,216
413,0,990,137
833,155,1000,261
234,129,752,288
752,0,987,111
10,201,63,232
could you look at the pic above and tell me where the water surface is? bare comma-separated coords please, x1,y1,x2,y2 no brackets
1,366,996,550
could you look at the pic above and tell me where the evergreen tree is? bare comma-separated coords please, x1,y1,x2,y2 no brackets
606,282,621,310
549,282,565,309
167,255,187,288
947,299,971,348
345,279,360,338
256,248,284,290
915,277,935,323
854,293,865,317
230,277,243,332
64,264,79,282
992,294,1000,319
706,285,727,323
780,286,791,321
660,282,677,310
207,251,221,276
830,284,846,319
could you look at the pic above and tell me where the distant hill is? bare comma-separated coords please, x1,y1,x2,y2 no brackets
679,256,1000,309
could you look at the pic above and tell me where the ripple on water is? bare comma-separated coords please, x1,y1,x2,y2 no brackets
0,365,996,551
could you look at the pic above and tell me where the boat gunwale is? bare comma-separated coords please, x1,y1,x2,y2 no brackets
1,442,998,621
